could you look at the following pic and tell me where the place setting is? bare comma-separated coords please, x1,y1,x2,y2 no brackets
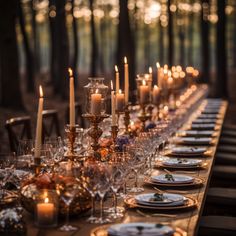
172,137,214,146
91,222,187,236
176,130,217,138
164,146,208,157
145,170,204,188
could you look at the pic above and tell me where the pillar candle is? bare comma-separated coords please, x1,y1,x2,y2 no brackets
35,86,44,158
124,57,129,104
152,85,160,105
139,81,149,105
91,90,102,115
37,197,55,225
115,65,120,94
68,68,75,126
116,89,125,112
111,81,116,125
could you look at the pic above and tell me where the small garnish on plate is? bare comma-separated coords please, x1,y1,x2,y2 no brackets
165,173,175,181
150,193,164,202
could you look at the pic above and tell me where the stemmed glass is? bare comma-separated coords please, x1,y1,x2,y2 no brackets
56,164,79,231
95,162,112,224
81,160,100,223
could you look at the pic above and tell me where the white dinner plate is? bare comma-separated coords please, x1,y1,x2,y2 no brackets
174,137,212,145
162,158,203,167
151,174,194,184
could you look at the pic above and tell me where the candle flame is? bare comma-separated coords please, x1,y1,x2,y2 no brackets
68,68,73,77
111,80,114,90
164,105,169,112
39,85,43,98
156,62,160,68
115,65,118,72
95,89,99,94
45,197,49,203
124,56,127,64
154,85,159,90
168,70,172,77
142,80,146,86
119,89,122,94
149,67,152,74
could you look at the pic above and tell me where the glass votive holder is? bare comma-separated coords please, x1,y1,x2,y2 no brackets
34,189,58,228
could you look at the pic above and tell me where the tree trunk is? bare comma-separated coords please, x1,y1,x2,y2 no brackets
89,0,98,76
167,0,173,66
49,0,56,90
30,0,40,73
0,0,24,109
71,0,78,87
215,0,227,98
53,0,69,98
159,21,164,65
200,0,210,83
17,0,35,92
188,1,194,66
117,0,135,103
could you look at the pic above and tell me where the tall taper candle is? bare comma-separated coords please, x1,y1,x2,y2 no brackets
111,81,116,125
124,57,129,104
35,86,44,158
68,68,75,126
115,65,120,94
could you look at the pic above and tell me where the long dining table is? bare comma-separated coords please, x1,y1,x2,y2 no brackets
24,89,227,236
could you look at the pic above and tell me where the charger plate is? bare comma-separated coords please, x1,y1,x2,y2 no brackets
91,224,187,236
124,195,198,211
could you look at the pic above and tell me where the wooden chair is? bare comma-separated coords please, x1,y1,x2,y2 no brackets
42,109,61,141
65,102,85,128
5,116,32,152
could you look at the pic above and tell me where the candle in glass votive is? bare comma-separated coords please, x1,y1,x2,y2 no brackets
35,86,44,158
152,85,160,105
111,81,116,125
37,197,54,225
139,80,149,105
115,65,119,94
68,68,75,126
91,90,102,115
124,57,129,104
116,89,125,112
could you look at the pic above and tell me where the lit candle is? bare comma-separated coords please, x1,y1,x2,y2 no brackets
152,85,160,105
35,86,44,158
168,76,174,89
68,68,75,126
111,81,116,125
139,80,149,105
124,57,129,104
149,66,153,83
91,89,102,115
116,89,125,112
115,65,120,94
37,197,54,225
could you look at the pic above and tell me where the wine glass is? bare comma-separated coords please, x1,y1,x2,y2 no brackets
95,162,112,224
56,164,79,231
81,160,100,223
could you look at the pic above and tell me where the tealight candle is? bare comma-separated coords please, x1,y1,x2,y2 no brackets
37,197,54,225
139,80,149,105
91,90,102,115
116,89,125,112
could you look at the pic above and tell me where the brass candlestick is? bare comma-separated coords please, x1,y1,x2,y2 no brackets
123,103,131,135
147,104,155,121
82,113,109,154
110,125,119,151
64,124,79,161
34,156,42,175
138,104,151,131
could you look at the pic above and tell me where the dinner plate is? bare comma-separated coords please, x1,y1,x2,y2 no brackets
135,193,185,206
191,123,216,130
90,224,187,236
107,222,174,236
174,137,212,145
177,130,215,137
192,119,217,124
151,174,194,184
168,147,207,156
145,176,204,187
124,196,197,211
197,114,220,119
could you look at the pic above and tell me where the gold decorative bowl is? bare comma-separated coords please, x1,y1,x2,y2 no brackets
20,173,91,216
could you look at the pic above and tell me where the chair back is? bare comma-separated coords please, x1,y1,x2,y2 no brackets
5,116,32,152
42,109,61,141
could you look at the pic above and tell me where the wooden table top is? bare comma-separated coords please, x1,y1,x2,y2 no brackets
25,98,228,236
